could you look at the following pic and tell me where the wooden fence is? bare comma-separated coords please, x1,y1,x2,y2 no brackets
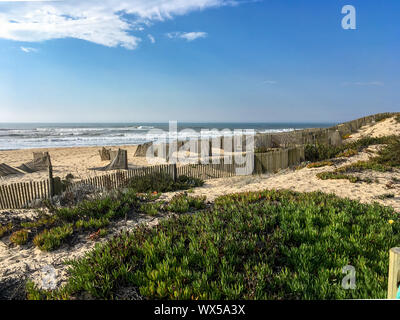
254,147,304,174
0,180,50,210
388,247,400,299
0,146,304,210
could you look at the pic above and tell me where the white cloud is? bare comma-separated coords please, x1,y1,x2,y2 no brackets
20,46,38,53
0,0,235,49
166,31,208,41
148,34,155,43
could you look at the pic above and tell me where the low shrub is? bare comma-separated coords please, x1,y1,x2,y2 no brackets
55,189,139,222
376,193,395,200
0,223,13,238
166,194,207,213
336,161,392,174
305,144,342,162
316,172,360,183
374,137,400,168
9,229,29,245
28,190,399,300
174,175,204,190
337,149,358,158
75,217,110,230
307,161,333,169
128,173,204,194
21,215,58,229
342,134,352,140
33,224,74,251
305,136,396,162
140,202,163,216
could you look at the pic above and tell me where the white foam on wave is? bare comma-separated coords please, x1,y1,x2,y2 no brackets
0,125,296,150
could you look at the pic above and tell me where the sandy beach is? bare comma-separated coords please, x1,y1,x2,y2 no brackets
0,144,239,184
0,115,399,298
0,145,143,184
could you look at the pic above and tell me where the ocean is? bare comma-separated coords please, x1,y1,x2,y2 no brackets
0,122,335,150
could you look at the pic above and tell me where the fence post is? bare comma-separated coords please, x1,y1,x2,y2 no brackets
172,163,177,182
388,247,400,299
48,162,55,199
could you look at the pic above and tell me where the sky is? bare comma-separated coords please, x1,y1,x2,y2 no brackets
0,0,399,123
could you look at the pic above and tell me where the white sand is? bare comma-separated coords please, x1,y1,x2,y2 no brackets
1,116,399,297
345,116,400,143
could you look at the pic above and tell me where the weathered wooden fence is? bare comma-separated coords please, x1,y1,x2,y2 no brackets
0,145,305,210
0,180,50,210
254,147,304,174
0,161,243,210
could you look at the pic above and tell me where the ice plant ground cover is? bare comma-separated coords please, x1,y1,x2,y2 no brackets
0,173,204,252
27,189,399,300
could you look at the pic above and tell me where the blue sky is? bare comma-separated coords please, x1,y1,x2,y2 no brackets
0,0,399,123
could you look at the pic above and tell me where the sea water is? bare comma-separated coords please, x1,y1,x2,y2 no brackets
0,122,334,150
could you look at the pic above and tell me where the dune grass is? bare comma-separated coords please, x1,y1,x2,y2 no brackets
305,136,396,163
316,136,400,183
26,189,399,300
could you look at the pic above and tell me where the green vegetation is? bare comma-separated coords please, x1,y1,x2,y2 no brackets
75,217,110,231
336,161,391,174
315,136,400,183
0,222,13,238
33,224,74,251
305,136,396,162
342,134,352,140
316,171,360,183
337,149,358,158
304,144,343,163
21,215,58,229
374,137,400,168
26,190,400,300
128,172,203,193
9,229,29,245
166,194,206,213
139,202,163,216
306,161,333,169
2,174,205,252
375,114,393,122
376,193,395,200
316,171,374,184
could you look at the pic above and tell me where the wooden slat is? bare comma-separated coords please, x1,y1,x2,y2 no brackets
388,248,400,299
1,185,7,209
0,185,6,209
5,185,13,209
11,183,19,208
